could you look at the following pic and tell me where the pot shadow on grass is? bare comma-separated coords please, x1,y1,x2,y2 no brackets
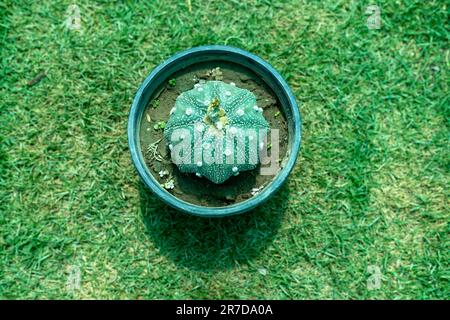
139,181,289,271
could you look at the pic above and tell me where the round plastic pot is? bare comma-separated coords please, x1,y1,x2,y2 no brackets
128,45,301,217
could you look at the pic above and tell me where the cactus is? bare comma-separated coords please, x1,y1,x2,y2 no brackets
163,80,269,184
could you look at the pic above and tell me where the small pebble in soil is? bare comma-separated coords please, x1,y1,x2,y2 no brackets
153,121,166,130
230,82,236,86
251,186,264,196
159,170,169,178
151,100,160,109
163,179,175,190
225,194,237,201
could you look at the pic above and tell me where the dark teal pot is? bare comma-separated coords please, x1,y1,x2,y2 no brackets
128,45,301,217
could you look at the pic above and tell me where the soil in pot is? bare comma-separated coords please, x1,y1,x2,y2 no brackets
139,61,289,207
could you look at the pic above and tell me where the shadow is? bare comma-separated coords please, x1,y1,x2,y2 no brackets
139,181,289,271
173,167,257,206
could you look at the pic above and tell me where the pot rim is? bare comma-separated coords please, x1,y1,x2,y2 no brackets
128,45,301,217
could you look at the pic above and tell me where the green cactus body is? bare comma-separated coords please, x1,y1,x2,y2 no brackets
164,80,269,184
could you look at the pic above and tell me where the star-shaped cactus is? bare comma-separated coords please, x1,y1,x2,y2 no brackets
163,80,269,184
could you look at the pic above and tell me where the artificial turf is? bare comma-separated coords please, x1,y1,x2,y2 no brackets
0,0,448,299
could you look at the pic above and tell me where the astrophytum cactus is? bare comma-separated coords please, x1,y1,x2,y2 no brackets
163,80,270,184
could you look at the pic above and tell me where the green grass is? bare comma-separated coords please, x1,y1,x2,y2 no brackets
0,0,448,299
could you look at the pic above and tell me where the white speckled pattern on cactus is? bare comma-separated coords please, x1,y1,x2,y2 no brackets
164,81,270,184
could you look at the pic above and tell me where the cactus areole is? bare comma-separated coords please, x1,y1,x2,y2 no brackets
164,81,270,184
